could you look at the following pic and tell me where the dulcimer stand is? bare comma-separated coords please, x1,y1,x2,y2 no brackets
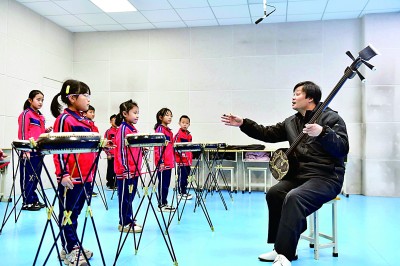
0,139,53,234
32,132,106,266
173,142,214,231
113,133,177,266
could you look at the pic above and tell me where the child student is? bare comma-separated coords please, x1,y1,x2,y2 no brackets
154,108,175,212
50,79,95,266
104,114,118,190
114,100,142,233
83,105,99,197
18,90,52,211
174,115,193,200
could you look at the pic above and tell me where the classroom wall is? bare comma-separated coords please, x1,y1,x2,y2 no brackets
0,0,73,194
73,18,364,194
361,13,400,196
1,0,399,196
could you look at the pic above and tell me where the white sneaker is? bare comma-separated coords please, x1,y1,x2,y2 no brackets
157,204,176,212
258,249,278,262
178,193,193,200
60,248,92,262
272,254,291,266
118,223,142,233
65,248,88,266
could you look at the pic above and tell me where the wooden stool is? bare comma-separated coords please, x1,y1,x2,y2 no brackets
300,197,339,260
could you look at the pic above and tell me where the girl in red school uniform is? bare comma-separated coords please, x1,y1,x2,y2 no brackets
18,90,52,211
154,108,175,212
114,100,143,233
50,79,96,266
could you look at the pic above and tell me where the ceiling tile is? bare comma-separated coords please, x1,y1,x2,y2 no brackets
185,19,219,27
22,2,69,16
323,11,361,20
168,0,209,9
141,9,182,23
288,0,328,15
176,7,215,20
153,21,187,29
45,14,87,27
208,0,248,6
65,25,96,32
108,12,149,24
218,17,252,25
92,24,126,31
123,23,155,30
53,0,102,14
16,0,51,2
128,0,172,10
75,13,117,25
325,0,368,13
287,13,322,22
364,0,400,10
212,5,250,19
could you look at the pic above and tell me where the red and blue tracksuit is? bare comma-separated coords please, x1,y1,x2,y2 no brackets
154,125,174,206
174,128,193,195
18,107,46,205
104,126,118,188
114,122,142,226
53,108,97,253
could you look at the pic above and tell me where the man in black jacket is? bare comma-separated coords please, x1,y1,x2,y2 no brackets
221,81,348,266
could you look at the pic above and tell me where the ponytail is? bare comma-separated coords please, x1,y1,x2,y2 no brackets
23,100,30,110
50,79,91,118
50,92,62,118
115,113,124,126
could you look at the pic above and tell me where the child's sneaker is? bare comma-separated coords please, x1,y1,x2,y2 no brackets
118,223,142,233
61,248,93,263
178,193,193,200
21,203,41,211
157,204,176,212
65,248,88,266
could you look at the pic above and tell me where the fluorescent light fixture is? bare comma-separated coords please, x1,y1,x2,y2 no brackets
90,0,137,13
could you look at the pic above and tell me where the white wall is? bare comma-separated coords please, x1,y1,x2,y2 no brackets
73,19,365,194
362,13,400,196
0,0,74,195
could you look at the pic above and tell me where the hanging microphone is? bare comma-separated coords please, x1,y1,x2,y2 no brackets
255,0,276,24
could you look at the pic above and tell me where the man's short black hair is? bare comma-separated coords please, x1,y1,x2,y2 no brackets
110,114,117,120
293,81,321,104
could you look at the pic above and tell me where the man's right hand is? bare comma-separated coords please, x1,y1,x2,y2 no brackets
221,113,244,127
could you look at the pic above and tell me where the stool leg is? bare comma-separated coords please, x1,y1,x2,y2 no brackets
264,170,267,193
333,201,338,257
314,211,319,260
249,170,252,193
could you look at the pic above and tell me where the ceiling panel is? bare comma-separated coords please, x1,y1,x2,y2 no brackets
141,9,181,23
75,13,117,25
53,0,102,14
107,12,149,24
168,0,209,9
12,0,400,32
212,5,250,19
23,2,69,16
288,0,328,15
175,7,215,21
